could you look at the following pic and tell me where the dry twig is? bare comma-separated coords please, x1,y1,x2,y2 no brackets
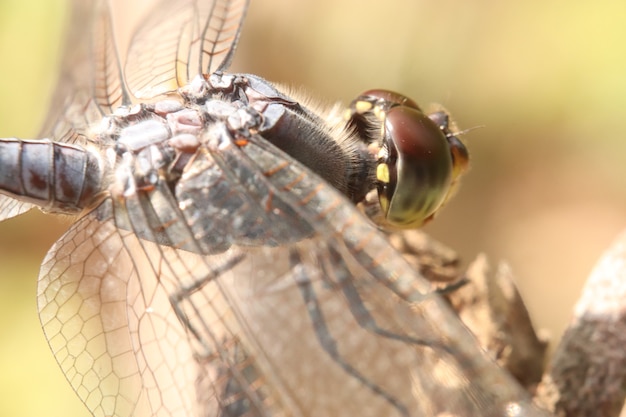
536,230,626,416
395,228,626,416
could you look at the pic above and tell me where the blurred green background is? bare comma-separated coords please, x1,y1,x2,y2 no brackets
1,1,626,416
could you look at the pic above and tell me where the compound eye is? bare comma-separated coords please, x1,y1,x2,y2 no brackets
427,110,470,180
359,89,422,111
376,106,453,228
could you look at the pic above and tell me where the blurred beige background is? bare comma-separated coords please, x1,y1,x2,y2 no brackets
1,1,625,416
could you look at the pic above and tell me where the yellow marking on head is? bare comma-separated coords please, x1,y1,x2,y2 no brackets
376,163,390,183
355,100,373,113
373,106,384,120
379,194,390,215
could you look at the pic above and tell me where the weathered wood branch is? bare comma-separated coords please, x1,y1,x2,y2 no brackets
536,230,626,417
393,228,626,416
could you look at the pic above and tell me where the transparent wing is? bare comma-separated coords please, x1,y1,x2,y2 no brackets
92,0,132,112
36,126,548,416
0,195,33,221
167,130,545,416
38,215,199,417
38,0,100,144
124,0,249,99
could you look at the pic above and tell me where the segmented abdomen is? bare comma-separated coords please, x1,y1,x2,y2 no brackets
0,138,103,214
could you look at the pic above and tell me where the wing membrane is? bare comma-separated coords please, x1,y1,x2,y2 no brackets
185,132,542,415
124,0,249,99
39,0,115,145
34,125,547,416
92,0,131,112
38,215,199,417
0,196,33,220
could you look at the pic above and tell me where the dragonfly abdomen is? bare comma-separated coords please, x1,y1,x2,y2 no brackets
0,138,103,214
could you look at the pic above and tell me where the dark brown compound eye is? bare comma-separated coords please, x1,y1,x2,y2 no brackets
427,110,469,181
346,90,422,148
358,89,421,111
346,89,468,229
376,106,454,228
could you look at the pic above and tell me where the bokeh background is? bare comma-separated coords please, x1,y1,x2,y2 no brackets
1,1,625,416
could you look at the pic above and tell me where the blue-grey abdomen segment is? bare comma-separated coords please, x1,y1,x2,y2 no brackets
0,138,103,214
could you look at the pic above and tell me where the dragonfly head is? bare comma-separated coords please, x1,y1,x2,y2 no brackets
346,89,469,230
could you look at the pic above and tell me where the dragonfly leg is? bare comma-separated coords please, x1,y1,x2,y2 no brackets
321,245,457,355
289,249,410,417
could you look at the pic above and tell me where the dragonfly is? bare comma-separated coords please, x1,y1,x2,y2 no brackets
0,1,552,416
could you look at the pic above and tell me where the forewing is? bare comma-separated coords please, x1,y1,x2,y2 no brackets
110,125,547,415
124,0,249,99
91,0,132,112
184,132,545,416
33,117,550,416
38,0,113,145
